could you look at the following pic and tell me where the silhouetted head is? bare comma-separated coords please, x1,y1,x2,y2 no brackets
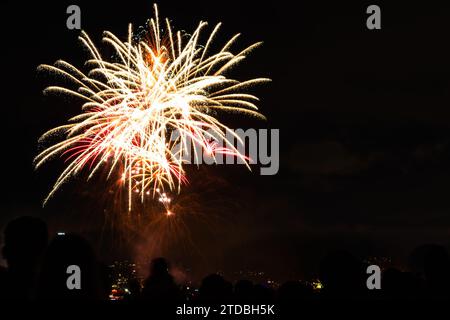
2,216,48,271
37,233,100,300
141,257,181,301
199,273,232,301
149,257,169,277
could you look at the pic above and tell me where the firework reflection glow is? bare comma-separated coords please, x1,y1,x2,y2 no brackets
35,4,269,210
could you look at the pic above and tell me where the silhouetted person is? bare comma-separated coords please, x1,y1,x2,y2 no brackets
37,234,101,300
0,216,48,300
141,257,181,302
198,273,232,302
319,250,366,298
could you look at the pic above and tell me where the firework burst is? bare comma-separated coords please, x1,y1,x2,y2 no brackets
35,4,269,209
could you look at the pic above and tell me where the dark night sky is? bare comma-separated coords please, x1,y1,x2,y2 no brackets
2,0,450,281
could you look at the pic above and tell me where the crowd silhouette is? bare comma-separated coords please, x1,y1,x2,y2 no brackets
1,216,450,302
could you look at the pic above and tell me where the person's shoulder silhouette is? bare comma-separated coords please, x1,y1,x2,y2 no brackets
37,233,101,300
1,216,48,300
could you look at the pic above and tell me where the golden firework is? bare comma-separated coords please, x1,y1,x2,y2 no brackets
35,4,269,209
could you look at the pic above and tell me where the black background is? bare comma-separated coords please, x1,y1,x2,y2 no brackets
2,0,450,282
